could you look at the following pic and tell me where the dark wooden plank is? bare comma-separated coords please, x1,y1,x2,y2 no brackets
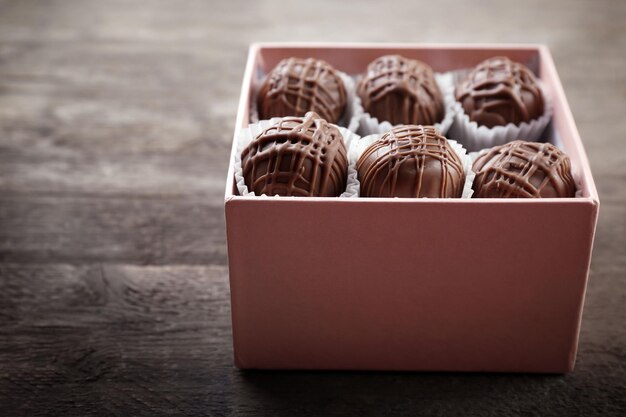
0,264,234,416
0,193,227,265
0,264,625,417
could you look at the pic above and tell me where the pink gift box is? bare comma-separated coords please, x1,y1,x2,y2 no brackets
224,43,599,373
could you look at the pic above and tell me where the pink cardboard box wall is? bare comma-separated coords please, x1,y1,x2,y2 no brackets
224,43,599,373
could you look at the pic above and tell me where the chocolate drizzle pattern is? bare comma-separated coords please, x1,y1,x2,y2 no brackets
241,112,348,197
357,125,465,198
455,56,545,128
472,140,576,198
357,55,444,126
257,58,347,124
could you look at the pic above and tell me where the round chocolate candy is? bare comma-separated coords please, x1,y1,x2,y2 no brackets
455,56,545,128
257,57,347,124
357,125,465,198
241,112,348,197
357,55,444,126
472,140,576,198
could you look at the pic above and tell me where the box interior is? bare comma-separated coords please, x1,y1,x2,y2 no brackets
226,43,598,203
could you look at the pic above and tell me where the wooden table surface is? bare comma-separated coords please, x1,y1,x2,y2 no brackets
1,0,625,415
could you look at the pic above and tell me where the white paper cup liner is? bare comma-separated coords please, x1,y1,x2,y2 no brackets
356,72,458,137
338,72,363,132
349,133,474,199
250,70,362,133
450,81,553,152
234,118,360,198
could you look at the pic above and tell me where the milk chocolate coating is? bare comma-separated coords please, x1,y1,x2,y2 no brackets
472,140,576,198
455,56,545,128
357,125,465,198
241,112,348,197
257,58,347,124
357,55,444,126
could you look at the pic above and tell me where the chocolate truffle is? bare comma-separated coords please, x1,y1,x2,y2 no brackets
241,112,348,197
455,56,545,128
357,55,444,126
357,125,465,198
257,58,347,124
472,140,576,198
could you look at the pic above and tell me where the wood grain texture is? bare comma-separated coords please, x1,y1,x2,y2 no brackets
0,0,625,415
